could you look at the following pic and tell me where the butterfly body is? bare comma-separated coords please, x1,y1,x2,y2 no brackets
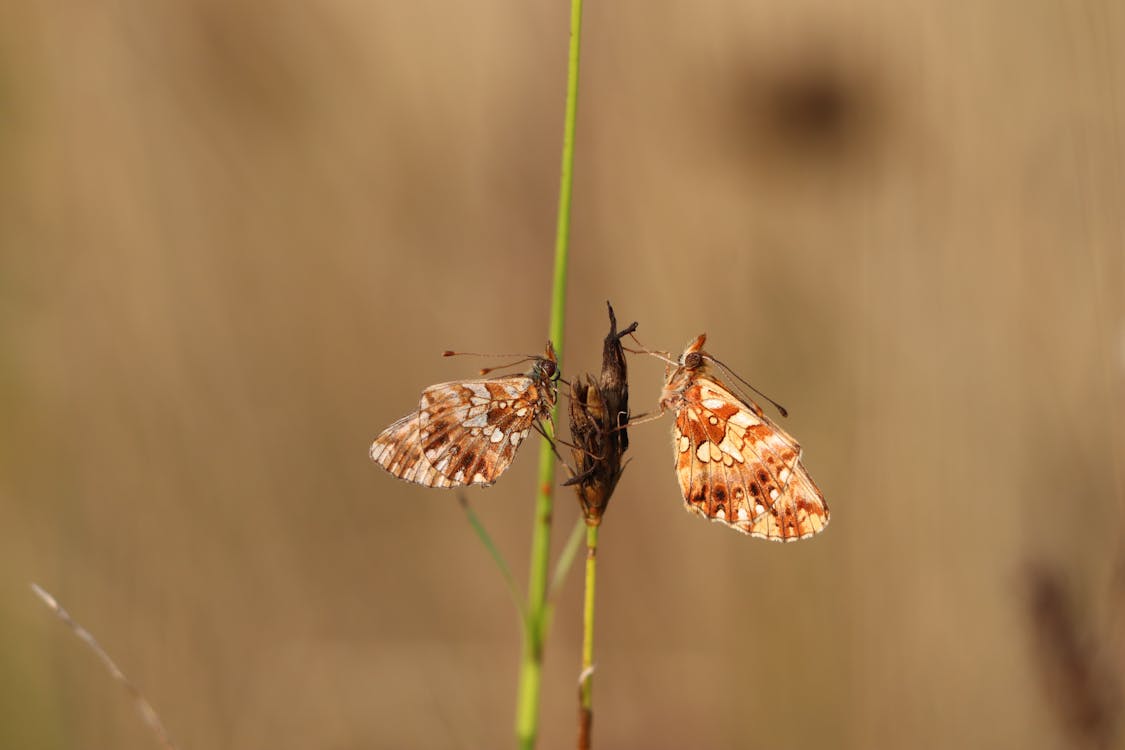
370,343,557,488
661,334,829,542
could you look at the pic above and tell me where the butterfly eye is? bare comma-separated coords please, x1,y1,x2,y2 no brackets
540,358,558,379
683,352,703,369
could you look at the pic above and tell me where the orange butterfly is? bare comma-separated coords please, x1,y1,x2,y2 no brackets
658,335,829,541
370,343,558,487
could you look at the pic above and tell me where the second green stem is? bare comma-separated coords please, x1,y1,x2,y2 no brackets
578,523,598,749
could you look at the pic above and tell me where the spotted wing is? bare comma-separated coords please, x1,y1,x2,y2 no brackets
743,462,829,541
413,376,549,486
369,411,462,487
673,377,829,542
370,370,552,488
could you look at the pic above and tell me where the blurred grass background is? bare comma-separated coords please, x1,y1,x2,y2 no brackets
1,1,1123,748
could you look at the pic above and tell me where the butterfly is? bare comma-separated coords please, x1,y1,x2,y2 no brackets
369,342,558,488
658,334,829,541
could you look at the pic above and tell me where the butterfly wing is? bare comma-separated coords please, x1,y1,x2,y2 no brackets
415,376,548,486
370,375,550,488
673,376,829,541
743,463,829,541
369,411,460,487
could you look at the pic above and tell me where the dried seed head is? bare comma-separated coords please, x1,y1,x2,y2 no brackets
566,302,635,524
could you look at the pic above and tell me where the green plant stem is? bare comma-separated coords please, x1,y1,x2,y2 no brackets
550,518,588,597
515,0,584,747
578,523,598,749
459,496,525,619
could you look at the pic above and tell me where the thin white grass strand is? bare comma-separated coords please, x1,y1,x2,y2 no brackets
31,583,178,750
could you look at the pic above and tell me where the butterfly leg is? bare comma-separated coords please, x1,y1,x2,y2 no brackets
531,420,568,463
561,463,598,487
622,406,667,428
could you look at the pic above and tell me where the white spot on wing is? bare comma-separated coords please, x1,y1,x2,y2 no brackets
463,413,488,428
718,436,743,463
729,411,757,428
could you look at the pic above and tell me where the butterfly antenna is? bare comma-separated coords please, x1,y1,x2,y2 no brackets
442,351,536,376
708,356,790,418
442,350,532,359
621,332,676,366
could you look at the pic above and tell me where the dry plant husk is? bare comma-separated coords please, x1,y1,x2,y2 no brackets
566,303,635,525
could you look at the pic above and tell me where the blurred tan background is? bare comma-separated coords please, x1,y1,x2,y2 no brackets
2,1,1123,748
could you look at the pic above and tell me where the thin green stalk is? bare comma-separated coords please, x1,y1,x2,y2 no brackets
578,524,598,749
515,0,584,747
459,496,525,619
550,518,588,597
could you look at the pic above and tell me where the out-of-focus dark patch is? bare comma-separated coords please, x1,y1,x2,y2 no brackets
190,3,304,120
764,66,853,149
1024,562,1119,749
142,0,339,128
725,51,885,171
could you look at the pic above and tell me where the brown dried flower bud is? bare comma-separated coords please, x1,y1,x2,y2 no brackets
565,303,635,524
